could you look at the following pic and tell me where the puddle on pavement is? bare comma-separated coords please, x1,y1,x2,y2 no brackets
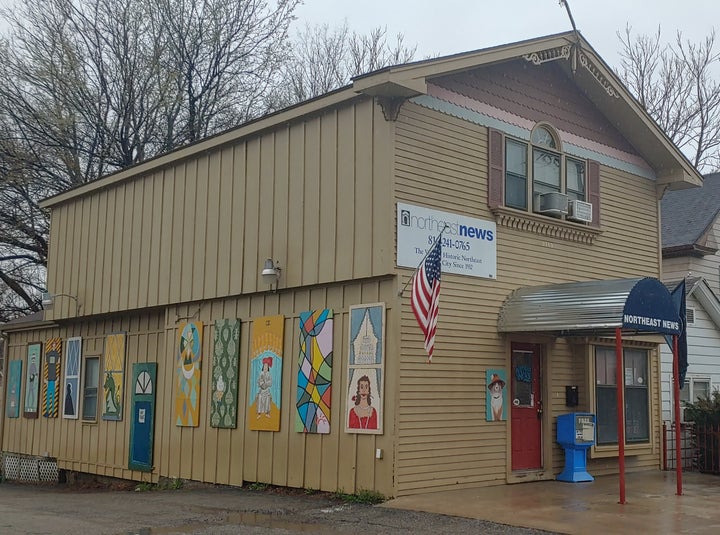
126,511,336,534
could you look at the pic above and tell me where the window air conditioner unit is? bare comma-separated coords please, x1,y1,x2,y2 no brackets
534,192,568,215
567,199,593,223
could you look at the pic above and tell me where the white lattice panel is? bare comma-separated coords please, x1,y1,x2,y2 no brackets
3,454,20,480
19,457,39,482
38,459,59,483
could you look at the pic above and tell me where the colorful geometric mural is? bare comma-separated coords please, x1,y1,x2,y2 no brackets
249,315,284,432
63,337,82,419
210,319,240,428
6,360,22,418
42,337,62,418
102,333,126,421
175,321,203,427
24,342,42,418
296,309,333,434
346,303,385,434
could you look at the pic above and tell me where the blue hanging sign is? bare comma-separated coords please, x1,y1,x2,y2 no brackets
622,278,681,335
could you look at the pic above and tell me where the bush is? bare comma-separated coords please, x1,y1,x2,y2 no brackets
683,390,720,474
683,390,720,426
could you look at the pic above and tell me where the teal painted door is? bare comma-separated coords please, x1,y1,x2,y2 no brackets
129,363,157,472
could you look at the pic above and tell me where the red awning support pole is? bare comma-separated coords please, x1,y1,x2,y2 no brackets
615,327,626,504
673,334,683,496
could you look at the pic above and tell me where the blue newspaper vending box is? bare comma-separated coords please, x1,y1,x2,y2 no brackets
556,412,595,482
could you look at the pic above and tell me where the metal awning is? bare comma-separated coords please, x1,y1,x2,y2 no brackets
498,277,681,335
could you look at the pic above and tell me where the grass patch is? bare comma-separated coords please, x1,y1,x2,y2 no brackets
246,482,269,491
332,489,386,505
134,477,184,492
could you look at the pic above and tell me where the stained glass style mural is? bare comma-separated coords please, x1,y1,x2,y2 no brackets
345,303,385,435
249,315,284,432
103,333,126,421
24,342,42,418
296,309,333,434
175,321,203,427
6,360,22,418
42,337,62,418
210,319,240,429
63,337,82,419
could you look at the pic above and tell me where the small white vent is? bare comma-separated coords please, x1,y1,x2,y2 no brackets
567,200,593,223
686,307,695,325
534,192,568,215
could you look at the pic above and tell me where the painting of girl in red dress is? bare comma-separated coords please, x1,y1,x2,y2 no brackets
348,375,378,430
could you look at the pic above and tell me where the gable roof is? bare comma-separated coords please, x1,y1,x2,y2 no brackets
41,31,702,210
662,172,720,253
665,277,720,331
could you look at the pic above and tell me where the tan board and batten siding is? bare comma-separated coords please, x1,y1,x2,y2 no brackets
394,101,662,494
44,96,395,320
3,281,398,494
8,96,402,496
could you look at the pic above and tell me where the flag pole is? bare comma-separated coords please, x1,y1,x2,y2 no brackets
397,224,448,297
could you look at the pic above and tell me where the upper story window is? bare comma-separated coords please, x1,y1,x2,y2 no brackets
506,124,585,210
488,126,600,229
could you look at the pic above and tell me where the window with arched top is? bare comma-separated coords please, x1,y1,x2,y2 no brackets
488,123,598,227
530,125,558,149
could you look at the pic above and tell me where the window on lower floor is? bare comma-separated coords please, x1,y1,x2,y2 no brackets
679,377,711,421
82,356,99,421
595,346,650,445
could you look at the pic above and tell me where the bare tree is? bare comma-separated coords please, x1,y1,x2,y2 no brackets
618,26,720,171
0,0,300,319
268,23,418,109
0,2,420,320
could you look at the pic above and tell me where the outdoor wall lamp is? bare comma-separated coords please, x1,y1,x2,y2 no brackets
41,290,80,316
261,259,281,292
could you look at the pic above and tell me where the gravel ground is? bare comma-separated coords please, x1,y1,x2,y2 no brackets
0,480,559,535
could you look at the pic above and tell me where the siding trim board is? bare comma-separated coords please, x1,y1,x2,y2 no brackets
412,93,655,180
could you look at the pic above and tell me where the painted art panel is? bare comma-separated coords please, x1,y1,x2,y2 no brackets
248,315,284,432
296,309,333,434
63,337,82,419
24,342,42,418
175,321,203,427
486,369,508,422
210,319,241,429
103,333,126,421
42,338,62,418
345,303,385,434
6,360,22,418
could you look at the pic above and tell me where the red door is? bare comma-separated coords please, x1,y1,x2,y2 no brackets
511,343,543,471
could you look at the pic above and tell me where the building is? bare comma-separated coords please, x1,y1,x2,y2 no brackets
1,32,701,497
661,174,720,421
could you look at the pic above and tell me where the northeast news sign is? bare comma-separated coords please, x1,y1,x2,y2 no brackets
396,202,497,279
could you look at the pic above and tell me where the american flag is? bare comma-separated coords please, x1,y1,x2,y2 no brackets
411,238,442,362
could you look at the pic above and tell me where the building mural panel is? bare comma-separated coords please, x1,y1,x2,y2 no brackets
175,322,203,426
296,309,333,434
210,319,240,429
248,315,284,432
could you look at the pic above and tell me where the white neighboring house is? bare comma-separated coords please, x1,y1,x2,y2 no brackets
661,172,720,422
659,278,720,421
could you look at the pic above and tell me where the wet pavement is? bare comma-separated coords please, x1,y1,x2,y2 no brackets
0,481,553,535
384,470,720,534
1,470,718,534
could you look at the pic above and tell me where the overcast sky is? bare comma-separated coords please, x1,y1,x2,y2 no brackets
294,0,719,67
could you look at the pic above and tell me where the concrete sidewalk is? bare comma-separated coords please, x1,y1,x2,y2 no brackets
382,471,720,534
